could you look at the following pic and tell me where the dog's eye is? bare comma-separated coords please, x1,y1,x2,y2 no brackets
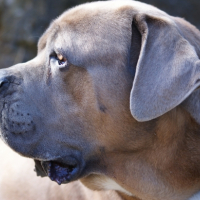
50,53,68,69
57,54,67,66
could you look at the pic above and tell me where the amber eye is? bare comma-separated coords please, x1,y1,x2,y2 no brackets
57,54,67,65
57,54,67,66
50,52,68,69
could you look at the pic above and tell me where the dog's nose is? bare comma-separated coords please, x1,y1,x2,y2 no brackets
0,77,10,90
0,72,13,93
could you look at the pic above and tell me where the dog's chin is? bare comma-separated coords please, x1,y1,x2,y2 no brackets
34,159,82,185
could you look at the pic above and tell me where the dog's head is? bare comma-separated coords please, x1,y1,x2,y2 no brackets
1,1,200,199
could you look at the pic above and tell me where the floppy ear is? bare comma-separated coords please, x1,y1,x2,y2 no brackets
130,14,200,122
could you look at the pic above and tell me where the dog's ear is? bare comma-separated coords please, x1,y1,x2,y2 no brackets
130,14,200,122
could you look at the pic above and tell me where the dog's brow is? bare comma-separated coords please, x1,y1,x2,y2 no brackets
38,24,60,54
37,30,49,53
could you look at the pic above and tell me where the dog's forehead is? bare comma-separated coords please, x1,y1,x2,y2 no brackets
38,0,170,66
56,0,167,22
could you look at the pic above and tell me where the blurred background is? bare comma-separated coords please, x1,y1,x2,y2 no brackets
0,0,200,69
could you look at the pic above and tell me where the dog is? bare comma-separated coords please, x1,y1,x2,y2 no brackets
1,0,200,199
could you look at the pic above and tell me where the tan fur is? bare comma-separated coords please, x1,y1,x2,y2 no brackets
80,108,200,200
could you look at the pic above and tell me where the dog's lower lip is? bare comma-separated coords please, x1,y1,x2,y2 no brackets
41,160,79,185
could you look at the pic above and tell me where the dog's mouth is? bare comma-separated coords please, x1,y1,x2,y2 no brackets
34,159,80,185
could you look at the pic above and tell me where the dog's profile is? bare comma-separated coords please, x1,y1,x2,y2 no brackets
1,1,200,200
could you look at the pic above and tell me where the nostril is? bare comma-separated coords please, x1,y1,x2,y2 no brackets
0,77,10,92
0,79,9,88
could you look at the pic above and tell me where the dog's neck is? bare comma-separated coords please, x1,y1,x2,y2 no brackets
81,106,200,200
108,107,200,199
135,107,200,199
173,17,200,124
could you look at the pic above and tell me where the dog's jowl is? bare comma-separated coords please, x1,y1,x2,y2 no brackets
1,1,200,200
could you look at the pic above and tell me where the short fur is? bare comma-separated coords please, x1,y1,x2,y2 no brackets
0,1,200,200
